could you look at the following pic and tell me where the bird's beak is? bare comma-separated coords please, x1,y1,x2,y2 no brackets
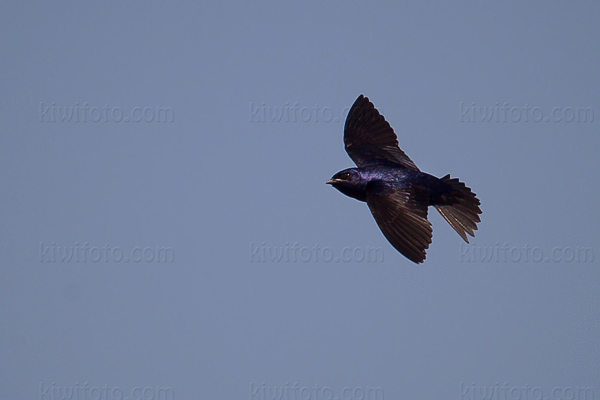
326,179,340,185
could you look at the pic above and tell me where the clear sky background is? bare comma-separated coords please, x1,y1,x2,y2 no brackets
1,2,599,400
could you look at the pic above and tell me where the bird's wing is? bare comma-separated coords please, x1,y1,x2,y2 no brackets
366,181,432,263
344,95,420,170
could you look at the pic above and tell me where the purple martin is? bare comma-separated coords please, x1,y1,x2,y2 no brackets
327,95,482,263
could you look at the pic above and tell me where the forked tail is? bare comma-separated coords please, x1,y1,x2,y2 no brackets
434,174,482,243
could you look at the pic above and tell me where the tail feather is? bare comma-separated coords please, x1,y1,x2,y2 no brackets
434,174,482,243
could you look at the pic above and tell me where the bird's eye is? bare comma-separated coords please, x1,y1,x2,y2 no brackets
340,172,351,180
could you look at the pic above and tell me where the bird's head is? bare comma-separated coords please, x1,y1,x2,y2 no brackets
326,168,368,202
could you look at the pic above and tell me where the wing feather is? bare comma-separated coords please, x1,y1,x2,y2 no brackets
366,181,432,263
344,95,419,170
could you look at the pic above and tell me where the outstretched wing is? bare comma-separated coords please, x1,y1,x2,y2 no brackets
344,95,419,171
366,181,432,263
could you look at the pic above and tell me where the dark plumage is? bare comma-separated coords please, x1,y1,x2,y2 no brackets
327,95,482,263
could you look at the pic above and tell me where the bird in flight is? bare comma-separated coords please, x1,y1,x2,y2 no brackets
327,95,482,263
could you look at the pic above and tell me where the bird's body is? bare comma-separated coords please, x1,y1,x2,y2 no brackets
327,95,482,263
329,166,443,203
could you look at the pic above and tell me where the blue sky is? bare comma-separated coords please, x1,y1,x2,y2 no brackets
1,2,599,399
